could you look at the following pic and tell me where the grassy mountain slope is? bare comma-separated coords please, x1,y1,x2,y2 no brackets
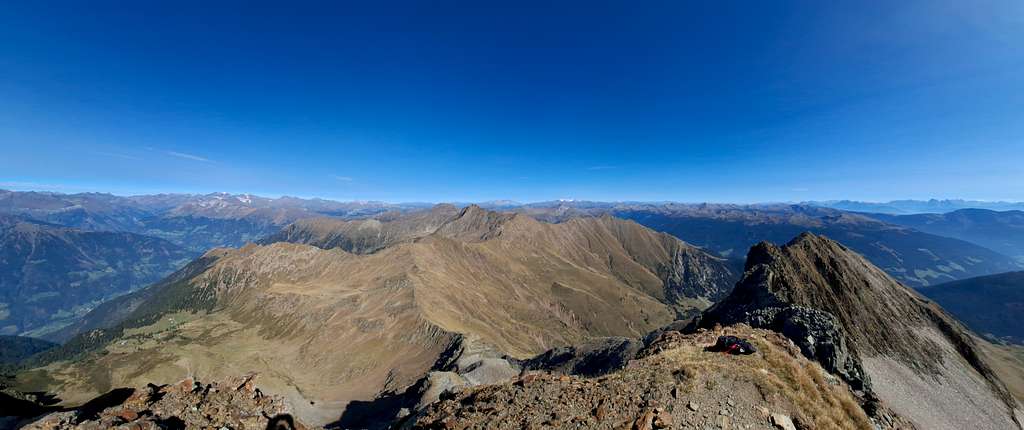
16,208,736,425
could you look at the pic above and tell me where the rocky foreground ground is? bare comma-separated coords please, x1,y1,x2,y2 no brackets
19,374,307,430
12,325,913,430
400,326,911,430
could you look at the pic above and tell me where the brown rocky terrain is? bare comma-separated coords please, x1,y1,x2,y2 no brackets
382,232,1024,430
403,325,884,430
693,232,1023,429
15,326,890,430
17,374,308,430
15,206,736,426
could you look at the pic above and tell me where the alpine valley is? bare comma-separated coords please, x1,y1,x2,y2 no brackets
3,192,1024,429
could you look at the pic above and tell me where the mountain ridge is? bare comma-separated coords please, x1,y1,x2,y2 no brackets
16,208,737,425
693,233,1021,429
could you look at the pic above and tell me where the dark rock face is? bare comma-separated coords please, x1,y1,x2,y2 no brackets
517,336,642,377
691,232,1022,429
748,306,867,391
689,253,869,390
661,245,739,310
693,234,921,375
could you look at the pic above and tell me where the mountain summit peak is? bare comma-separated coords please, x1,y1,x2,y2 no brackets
695,234,1022,429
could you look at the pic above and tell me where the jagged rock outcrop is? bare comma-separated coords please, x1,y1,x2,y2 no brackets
20,375,310,430
516,336,642,377
402,326,880,430
692,232,1023,430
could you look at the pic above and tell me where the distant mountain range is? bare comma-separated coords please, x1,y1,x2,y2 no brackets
807,199,1024,214
864,209,1024,263
5,189,1024,341
506,202,1024,287
0,190,418,338
0,190,408,252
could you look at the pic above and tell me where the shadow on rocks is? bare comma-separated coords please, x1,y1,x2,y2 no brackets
266,413,297,430
327,390,416,430
74,387,135,423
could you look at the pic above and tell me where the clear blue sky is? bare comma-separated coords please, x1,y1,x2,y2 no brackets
1,1,1022,203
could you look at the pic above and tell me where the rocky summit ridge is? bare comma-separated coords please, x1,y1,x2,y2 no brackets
692,232,1022,429
355,232,1024,430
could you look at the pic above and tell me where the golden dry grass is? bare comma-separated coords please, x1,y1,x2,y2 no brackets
660,328,873,430
979,340,1024,403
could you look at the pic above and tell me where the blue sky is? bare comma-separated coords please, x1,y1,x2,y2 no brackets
1,1,1022,203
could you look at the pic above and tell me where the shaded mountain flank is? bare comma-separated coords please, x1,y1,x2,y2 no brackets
917,271,1024,345
0,214,193,338
867,209,1024,263
691,233,1023,429
12,206,737,426
0,335,57,364
808,199,1024,215
516,202,1024,287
